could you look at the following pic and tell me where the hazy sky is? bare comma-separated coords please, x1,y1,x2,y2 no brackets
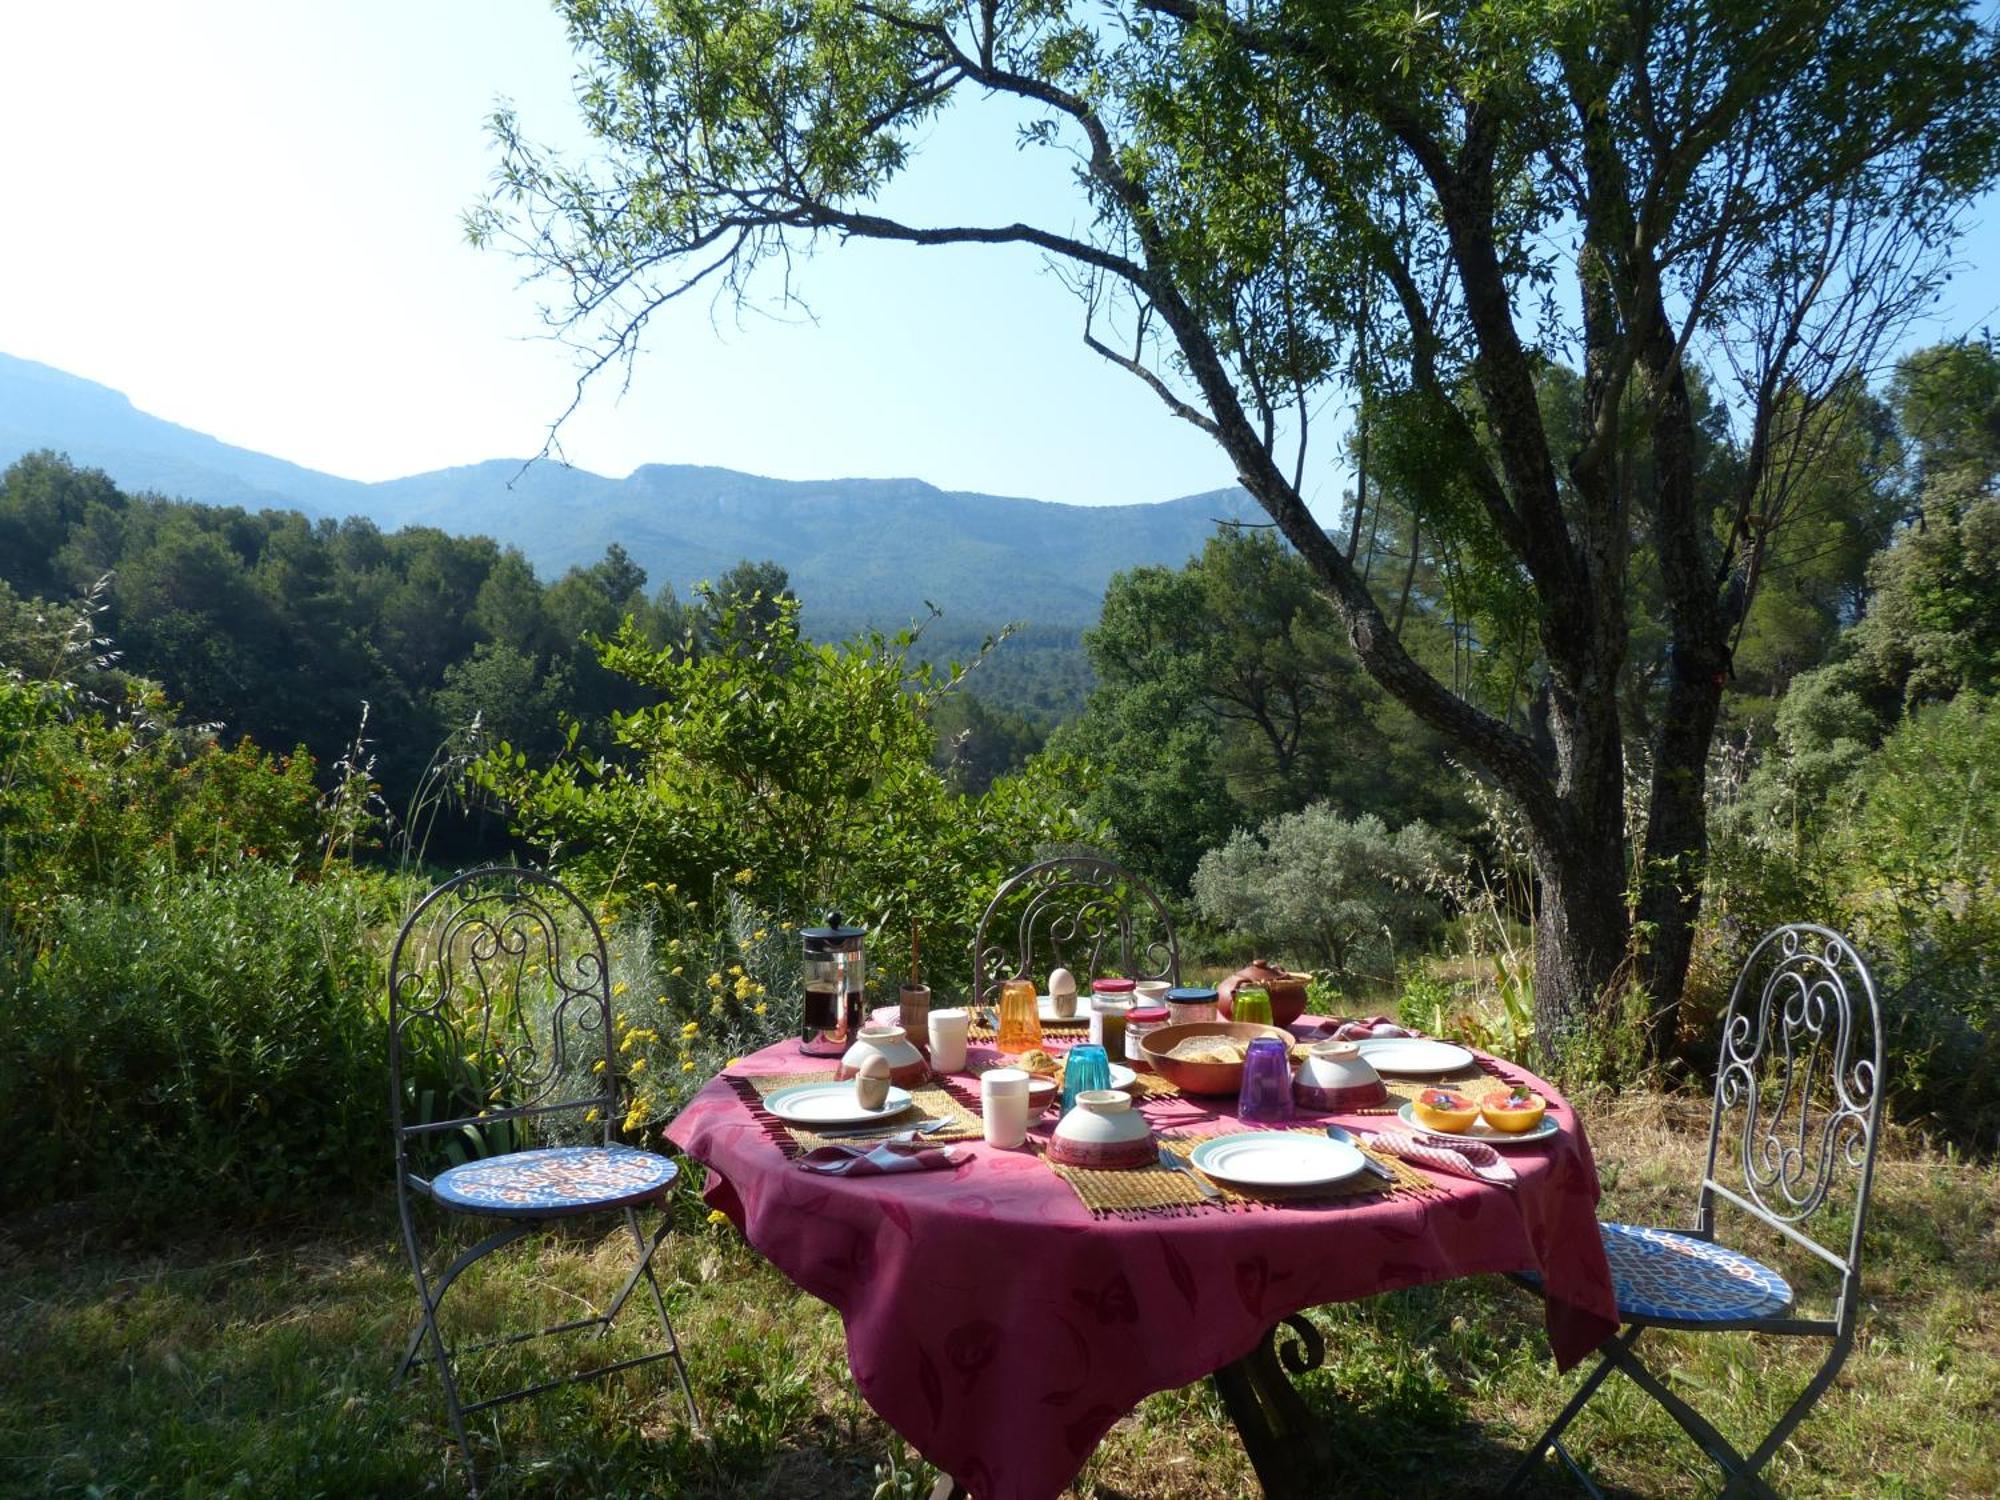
2,2,1995,511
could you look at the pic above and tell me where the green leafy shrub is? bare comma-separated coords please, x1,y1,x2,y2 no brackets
1190,802,1451,983
0,864,392,1214
470,598,1102,996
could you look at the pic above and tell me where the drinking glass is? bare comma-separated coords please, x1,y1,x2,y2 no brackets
1060,1043,1112,1114
1230,985,1274,1026
927,1008,970,1073
1237,1037,1296,1124
995,977,1043,1055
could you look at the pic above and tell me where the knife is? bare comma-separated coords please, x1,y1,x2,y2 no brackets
1326,1124,1395,1180
1157,1143,1223,1199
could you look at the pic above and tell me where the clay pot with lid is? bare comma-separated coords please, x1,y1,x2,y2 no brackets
835,1022,931,1088
1216,957,1311,1027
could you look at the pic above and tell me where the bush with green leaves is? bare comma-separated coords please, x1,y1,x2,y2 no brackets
1191,802,1453,983
0,863,395,1214
469,597,1102,998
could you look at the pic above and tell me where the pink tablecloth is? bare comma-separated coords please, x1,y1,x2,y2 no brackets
666,1025,1616,1500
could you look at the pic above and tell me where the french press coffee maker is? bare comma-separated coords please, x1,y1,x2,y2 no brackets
799,911,868,1056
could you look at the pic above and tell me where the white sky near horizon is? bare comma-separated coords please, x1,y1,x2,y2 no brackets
1,1,1996,513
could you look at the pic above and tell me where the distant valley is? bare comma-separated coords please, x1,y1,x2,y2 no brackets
0,351,1256,635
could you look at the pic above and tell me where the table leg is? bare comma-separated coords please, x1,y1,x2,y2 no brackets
1210,1314,1338,1499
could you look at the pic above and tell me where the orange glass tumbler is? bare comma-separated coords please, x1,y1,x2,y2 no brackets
995,977,1044,1055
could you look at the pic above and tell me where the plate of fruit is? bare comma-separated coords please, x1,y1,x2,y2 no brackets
1399,1085,1558,1145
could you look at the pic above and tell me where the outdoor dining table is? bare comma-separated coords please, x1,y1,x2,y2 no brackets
666,1019,1617,1500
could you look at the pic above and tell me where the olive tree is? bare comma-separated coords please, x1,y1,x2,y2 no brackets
473,0,2000,1050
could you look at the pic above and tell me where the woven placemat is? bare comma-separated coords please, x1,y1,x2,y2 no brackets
730,1071,984,1154
1046,1129,1443,1220
966,1016,1091,1044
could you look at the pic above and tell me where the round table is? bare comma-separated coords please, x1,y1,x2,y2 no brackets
667,1021,1616,1500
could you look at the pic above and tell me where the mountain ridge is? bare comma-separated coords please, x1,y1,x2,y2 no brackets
0,349,1255,628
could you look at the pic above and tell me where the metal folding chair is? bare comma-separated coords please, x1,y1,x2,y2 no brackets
970,852,1181,1011
1508,923,1884,1498
387,866,700,1492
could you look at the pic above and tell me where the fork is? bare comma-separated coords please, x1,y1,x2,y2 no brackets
1157,1143,1223,1199
822,1115,953,1143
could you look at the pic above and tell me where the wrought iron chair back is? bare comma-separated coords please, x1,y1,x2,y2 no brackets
972,854,1179,1009
1698,922,1885,1329
388,866,615,1184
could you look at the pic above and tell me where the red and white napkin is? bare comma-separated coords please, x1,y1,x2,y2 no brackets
1317,1015,1413,1041
1369,1130,1517,1186
798,1141,964,1177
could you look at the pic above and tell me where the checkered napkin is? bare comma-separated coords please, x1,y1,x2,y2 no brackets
1314,1014,1414,1040
797,1141,965,1176
1368,1129,1517,1186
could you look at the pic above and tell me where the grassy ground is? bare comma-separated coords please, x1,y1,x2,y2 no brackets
2,1093,1993,1499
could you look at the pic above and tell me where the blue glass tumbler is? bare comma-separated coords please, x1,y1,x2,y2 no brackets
1237,1037,1297,1124
1061,1044,1113,1114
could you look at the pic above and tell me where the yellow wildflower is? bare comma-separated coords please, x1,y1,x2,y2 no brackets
630,1057,647,1075
612,981,629,997
665,883,678,894
727,1056,743,1067
729,964,745,977
733,974,756,1001
752,928,768,942
670,965,684,977
753,1002,768,1017
706,972,724,990
733,868,753,884
680,1020,700,1038
706,1208,729,1225
585,1107,600,1123
592,1059,607,1073
780,921,795,932
681,1059,696,1072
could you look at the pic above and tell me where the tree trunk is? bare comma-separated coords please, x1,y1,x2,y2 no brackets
1529,826,1631,1049
1634,651,1728,1059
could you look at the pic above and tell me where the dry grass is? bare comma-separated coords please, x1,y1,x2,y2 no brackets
2,1094,1994,1498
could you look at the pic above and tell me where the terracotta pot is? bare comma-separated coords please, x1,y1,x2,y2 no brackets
1217,957,1311,1027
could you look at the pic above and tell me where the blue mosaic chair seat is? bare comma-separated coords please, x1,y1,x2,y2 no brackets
430,1145,679,1219
1599,1222,1792,1325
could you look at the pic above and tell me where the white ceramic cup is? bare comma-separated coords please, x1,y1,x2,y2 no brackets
928,1008,970,1072
981,1066,1031,1148
1134,980,1171,1006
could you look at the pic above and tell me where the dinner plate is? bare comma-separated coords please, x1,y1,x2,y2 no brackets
762,1082,914,1127
1355,1037,1476,1074
1395,1100,1560,1145
1188,1131,1368,1189
1036,995,1092,1024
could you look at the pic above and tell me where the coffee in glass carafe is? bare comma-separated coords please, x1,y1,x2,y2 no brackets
799,911,868,1057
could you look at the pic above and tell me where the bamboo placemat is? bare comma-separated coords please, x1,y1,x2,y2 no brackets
957,1056,1184,1101
1046,1129,1444,1220
730,1071,984,1154
966,1015,1090,1044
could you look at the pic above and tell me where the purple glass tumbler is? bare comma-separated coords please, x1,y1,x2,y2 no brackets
1237,1037,1297,1124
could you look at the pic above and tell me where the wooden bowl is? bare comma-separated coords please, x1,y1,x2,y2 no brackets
1140,1020,1294,1096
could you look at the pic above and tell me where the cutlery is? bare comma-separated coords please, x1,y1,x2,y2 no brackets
824,1115,952,1142
1325,1124,1396,1180
1157,1143,1223,1199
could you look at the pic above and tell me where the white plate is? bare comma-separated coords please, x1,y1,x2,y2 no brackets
1188,1131,1368,1189
1395,1100,1559,1145
1105,1062,1137,1091
762,1082,914,1128
1355,1037,1476,1074
1037,995,1092,1023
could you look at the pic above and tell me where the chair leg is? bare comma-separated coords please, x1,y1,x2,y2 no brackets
1719,1331,1853,1499
1502,1326,1641,1495
620,1203,703,1434
396,1198,483,1495
1603,1340,1780,1500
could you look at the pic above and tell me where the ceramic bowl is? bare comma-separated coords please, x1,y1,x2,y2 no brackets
1025,1076,1060,1116
1140,1020,1294,1096
1046,1089,1156,1170
835,1023,931,1089
1293,1040,1389,1112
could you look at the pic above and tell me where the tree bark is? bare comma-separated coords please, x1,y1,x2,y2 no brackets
1530,819,1632,1046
